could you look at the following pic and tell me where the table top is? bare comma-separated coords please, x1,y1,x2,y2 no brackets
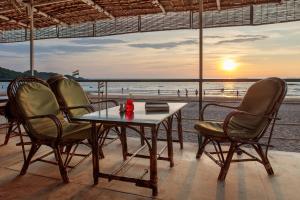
0,96,8,103
71,102,187,126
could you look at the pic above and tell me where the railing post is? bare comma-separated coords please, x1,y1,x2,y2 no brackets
105,81,108,109
98,81,101,111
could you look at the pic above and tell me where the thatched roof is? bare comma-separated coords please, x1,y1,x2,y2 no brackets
1,0,299,43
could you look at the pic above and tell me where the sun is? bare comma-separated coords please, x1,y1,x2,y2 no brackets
222,59,238,71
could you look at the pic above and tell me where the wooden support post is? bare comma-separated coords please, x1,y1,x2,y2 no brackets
198,0,203,144
29,0,34,76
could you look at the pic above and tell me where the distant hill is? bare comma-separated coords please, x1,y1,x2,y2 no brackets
0,67,84,80
0,67,23,79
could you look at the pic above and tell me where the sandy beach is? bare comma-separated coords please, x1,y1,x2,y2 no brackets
88,94,300,153
1,93,300,153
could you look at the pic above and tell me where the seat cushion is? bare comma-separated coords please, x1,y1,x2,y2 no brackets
230,78,285,132
16,82,61,117
16,82,66,135
33,122,92,142
194,121,258,139
56,79,91,117
194,121,226,138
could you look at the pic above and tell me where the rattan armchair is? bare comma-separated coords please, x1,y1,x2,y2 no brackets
194,77,287,181
7,77,94,183
47,75,119,158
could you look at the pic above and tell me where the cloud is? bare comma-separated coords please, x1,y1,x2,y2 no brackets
204,36,224,39
128,39,197,49
215,35,268,45
0,54,24,59
0,37,127,58
0,42,106,56
70,38,125,45
235,34,266,38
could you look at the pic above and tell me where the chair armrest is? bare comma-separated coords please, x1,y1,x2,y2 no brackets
66,105,95,112
90,99,119,106
200,103,238,121
27,114,63,142
222,110,279,139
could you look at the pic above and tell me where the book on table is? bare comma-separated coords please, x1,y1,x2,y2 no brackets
145,101,169,112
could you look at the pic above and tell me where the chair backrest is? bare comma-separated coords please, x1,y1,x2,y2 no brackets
229,77,287,139
7,77,65,138
48,76,90,118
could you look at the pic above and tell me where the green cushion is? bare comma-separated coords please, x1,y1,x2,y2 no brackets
195,78,285,139
16,82,91,142
34,123,92,142
229,78,284,133
57,79,90,117
16,82,62,117
194,121,257,139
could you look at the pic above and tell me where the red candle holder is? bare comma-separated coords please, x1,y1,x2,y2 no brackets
125,99,134,112
125,111,134,120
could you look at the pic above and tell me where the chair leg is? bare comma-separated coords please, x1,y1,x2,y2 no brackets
63,144,73,166
196,137,209,159
218,142,236,181
17,124,27,161
20,143,39,175
99,147,105,159
254,145,274,175
4,121,13,145
53,146,69,183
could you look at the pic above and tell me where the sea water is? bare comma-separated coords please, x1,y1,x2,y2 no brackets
1,81,299,98
1,81,295,97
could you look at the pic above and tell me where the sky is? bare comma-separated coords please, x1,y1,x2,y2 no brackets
0,21,299,79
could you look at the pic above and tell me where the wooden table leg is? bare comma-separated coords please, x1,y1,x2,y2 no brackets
121,126,128,161
150,125,158,196
91,122,99,185
166,117,174,167
177,110,183,149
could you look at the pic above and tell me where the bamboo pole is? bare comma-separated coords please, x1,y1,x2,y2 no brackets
198,0,203,144
29,0,34,76
199,0,203,115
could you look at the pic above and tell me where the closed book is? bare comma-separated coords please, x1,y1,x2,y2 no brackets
145,102,169,112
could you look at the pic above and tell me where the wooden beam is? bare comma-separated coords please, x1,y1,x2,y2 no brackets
32,8,67,25
79,0,115,19
34,0,73,7
216,0,221,11
152,0,166,14
16,0,67,26
0,15,28,27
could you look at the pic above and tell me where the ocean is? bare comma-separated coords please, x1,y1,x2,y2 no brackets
1,81,300,98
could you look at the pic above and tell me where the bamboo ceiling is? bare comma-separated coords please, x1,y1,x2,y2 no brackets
1,0,299,43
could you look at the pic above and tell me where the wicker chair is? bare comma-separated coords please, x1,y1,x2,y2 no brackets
195,77,287,181
7,77,94,183
47,75,119,158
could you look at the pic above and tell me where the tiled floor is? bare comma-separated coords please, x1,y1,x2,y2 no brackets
0,130,299,200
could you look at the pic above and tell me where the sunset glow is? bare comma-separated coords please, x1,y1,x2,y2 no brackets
222,59,238,72
0,21,299,78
